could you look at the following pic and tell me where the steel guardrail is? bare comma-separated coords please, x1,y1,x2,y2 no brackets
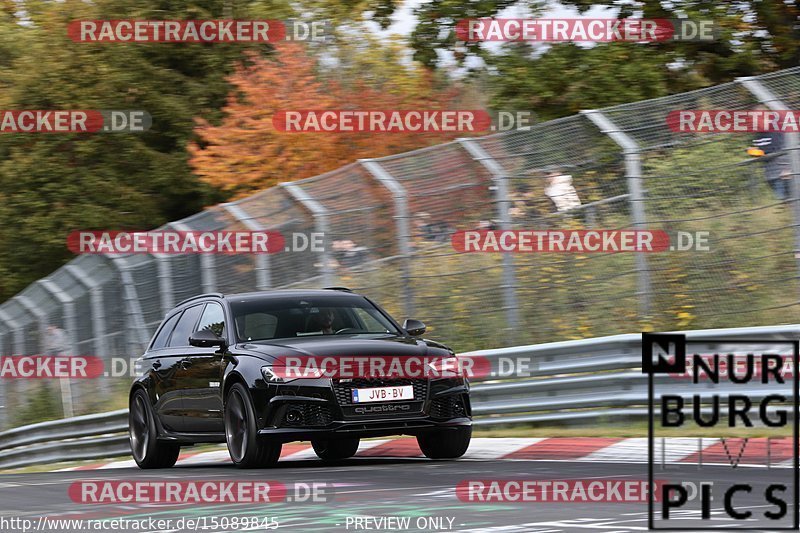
0,324,797,469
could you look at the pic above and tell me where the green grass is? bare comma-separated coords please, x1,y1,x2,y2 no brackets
336,198,798,355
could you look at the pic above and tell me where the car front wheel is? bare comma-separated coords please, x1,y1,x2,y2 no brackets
417,426,471,459
225,383,282,468
129,389,180,469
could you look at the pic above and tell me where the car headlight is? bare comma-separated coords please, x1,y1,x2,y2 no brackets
262,361,328,383
426,355,462,378
262,366,293,384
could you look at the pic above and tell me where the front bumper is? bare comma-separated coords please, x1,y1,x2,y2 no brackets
257,416,471,442
256,377,471,442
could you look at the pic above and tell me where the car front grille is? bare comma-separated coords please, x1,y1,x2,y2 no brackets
430,395,466,419
332,378,428,418
304,403,333,426
332,378,428,405
280,403,333,427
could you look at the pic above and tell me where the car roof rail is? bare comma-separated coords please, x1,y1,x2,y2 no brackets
323,287,353,292
175,292,225,307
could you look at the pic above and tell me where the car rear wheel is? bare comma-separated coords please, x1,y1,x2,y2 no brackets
225,383,282,468
129,389,180,469
417,426,471,459
312,438,360,461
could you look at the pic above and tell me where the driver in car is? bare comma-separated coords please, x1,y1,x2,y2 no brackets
308,308,335,334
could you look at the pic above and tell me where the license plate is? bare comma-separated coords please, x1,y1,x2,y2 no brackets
352,385,414,403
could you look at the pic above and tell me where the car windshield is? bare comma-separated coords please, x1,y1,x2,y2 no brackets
229,295,401,342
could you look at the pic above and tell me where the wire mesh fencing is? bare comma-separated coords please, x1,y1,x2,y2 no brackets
2,68,800,430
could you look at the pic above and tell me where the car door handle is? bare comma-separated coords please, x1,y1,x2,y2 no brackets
181,360,193,369
152,360,161,369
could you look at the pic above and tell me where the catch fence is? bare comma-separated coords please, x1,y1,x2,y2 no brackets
2,68,800,430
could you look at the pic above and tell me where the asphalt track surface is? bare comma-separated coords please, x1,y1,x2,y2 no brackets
0,456,794,533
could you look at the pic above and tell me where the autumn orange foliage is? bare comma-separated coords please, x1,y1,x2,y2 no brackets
189,43,466,197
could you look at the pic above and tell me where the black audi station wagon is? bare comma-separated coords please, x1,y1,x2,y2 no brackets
128,288,472,468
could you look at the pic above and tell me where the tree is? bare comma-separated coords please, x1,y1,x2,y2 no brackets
408,0,796,75
0,0,291,300
190,42,465,197
400,0,799,119
487,42,672,121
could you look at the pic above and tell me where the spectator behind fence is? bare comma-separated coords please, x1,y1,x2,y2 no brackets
545,172,582,213
44,325,69,356
331,239,369,268
414,212,452,244
750,131,790,200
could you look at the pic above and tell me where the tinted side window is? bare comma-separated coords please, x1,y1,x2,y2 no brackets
197,302,225,338
236,313,278,341
167,305,204,347
150,312,181,350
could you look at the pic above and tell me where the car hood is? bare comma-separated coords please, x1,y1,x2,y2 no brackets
235,335,451,362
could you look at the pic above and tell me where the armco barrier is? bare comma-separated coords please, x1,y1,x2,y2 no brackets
0,410,128,469
0,324,797,469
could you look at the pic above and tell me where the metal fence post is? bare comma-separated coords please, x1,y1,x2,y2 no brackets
281,183,334,287
64,265,107,351
200,254,217,293
15,295,48,352
65,263,110,395
153,255,175,313
0,331,4,429
38,279,78,418
222,202,272,290
456,139,520,340
0,308,25,355
359,159,415,317
738,77,800,287
0,329,6,429
14,295,54,411
583,110,651,317
38,280,78,356
108,256,151,352
0,308,24,429
171,222,216,293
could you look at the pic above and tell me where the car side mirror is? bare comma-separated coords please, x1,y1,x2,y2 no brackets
189,329,227,349
403,319,426,337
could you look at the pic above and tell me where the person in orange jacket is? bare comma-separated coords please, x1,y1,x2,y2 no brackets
749,131,789,200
